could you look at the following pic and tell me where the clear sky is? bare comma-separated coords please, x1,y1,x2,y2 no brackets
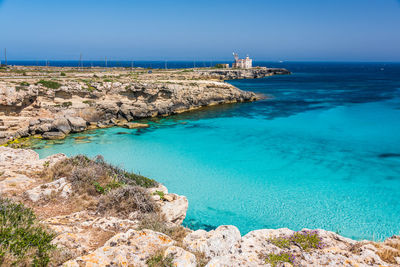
0,0,399,61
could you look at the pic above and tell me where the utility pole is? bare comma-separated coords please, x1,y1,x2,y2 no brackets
131,60,133,70
105,56,107,68
165,60,167,70
79,53,82,69
4,48,7,66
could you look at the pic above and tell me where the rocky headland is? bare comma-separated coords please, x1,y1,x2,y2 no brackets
0,66,288,145
0,147,399,266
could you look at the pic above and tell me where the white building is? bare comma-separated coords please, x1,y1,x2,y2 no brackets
232,53,252,69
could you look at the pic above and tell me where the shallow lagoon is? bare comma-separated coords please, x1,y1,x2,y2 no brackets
35,63,400,240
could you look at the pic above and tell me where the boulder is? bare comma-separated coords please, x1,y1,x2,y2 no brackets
160,194,188,225
64,229,175,266
67,116,87,132
122,122,149,129
164,246,197,267
42,131,66,140
183,225,241,258
25,178,72,202
52,117,71,134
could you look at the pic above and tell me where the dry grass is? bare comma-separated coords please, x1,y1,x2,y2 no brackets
97,186,157,218
42,155,158,195
376,236,400,264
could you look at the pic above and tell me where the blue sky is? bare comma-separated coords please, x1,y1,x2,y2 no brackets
0,0,399,61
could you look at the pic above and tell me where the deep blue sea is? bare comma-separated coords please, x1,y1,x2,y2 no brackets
33,62,400,240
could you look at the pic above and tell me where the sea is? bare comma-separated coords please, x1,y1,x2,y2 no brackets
27,61,400,241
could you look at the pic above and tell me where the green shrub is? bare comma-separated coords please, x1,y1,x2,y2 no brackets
146,250,173,267
37,80,62,89
267,230,323,251
0,198,55,266
20,81,30,86
62,101,72,108
103,78,112,82
291,231,322,250
153,190,165,200
60,72,66,76
265,252,295,267
268,237,291,249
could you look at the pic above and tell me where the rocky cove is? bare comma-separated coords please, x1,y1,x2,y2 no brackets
1,66,400,266
0,66,289,145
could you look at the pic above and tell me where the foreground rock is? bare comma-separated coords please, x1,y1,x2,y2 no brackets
1,147,399,266
64,229,175,266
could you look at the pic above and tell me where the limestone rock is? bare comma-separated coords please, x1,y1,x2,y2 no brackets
0,173,35,195
25,178,72,202
164,246,197,267
183,225,241,258
122,122,149,129
64,229,175,266
160,194,188,225
52,117,71,134
67,116,87,132
42,131,66,140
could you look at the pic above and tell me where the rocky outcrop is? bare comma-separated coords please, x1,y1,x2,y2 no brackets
197,67,291,80
0,66,271,144
1,147,399,266
64,229,175,266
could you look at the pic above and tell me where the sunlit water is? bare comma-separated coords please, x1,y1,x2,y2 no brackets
34,62,400,240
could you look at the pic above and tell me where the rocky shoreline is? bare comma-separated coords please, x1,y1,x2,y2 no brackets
0,66,287,145
1,146,399,266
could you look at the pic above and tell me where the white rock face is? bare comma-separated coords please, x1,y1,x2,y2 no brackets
25,177,72,202
164,246,197,267
183,225,242,259
0,147,66,196
160,194,189,225
0,173,35,194
64,229,175,266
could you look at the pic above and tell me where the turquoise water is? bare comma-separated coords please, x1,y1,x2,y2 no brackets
34,63,400,240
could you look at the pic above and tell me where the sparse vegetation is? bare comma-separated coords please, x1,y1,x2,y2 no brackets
37,80,62,89
154,190,165,200
265,252,295,267
376,237,400,264
60,72,66,76
267,230,323,251
20,81,30,86
62,101,72,107
0,198,55,266
146,250,174,267
103,78,112,82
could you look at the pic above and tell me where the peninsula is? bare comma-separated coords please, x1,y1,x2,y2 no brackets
0,65,289,145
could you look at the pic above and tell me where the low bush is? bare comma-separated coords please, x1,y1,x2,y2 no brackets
37,80,62,89
44,155,158,196
265,252,295,267
60,72,66,76
0,198,55,266
267,230,323,251
146,249,173,267
97,186,157,217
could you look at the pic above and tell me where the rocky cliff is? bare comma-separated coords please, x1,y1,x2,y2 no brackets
0,147,399,266
0,66,284,145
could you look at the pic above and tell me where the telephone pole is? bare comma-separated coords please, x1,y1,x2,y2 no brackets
4,48,7,66
105,56,107,68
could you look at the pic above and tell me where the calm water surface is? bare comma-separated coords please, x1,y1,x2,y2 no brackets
34,62,400,240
